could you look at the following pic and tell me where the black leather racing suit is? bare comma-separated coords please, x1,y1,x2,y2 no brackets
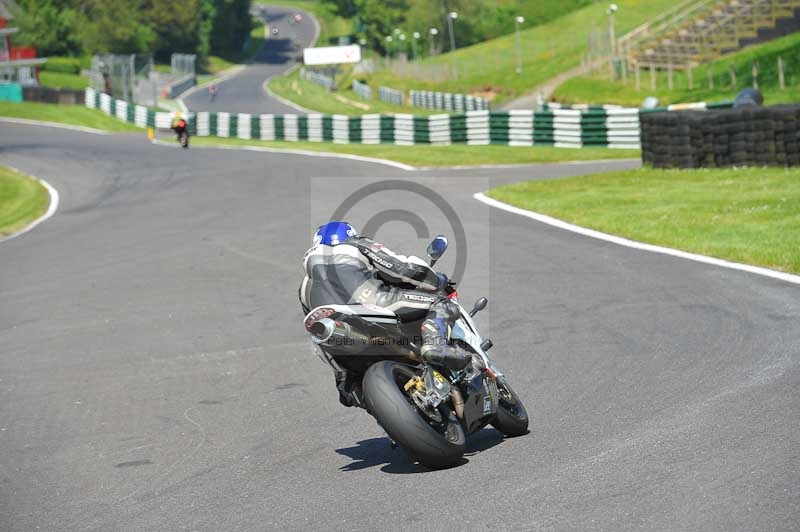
299,236,469,406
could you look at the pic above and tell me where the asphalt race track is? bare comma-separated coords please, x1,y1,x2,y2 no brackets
182,4,317,115
1,123,799,532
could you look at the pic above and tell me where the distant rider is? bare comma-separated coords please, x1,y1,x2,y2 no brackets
170,111,187,140
299,221,470,407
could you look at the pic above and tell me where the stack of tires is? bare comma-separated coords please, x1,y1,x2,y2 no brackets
641,104,800,168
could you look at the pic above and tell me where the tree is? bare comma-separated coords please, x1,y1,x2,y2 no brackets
78,0,155,54
142,0,201,62
10,0,82,56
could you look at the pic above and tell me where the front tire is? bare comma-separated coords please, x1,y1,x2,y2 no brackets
363,361,465,469
491,377,529,437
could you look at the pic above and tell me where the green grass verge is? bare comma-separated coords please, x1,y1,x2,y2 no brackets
0,166,50,238
268,69,439,115
190,135,639,167
488,166,800,273
38,71,89,90
0,101,141,132
555,32,800,106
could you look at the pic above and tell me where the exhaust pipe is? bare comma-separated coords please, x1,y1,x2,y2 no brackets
309,318,419,360
309,318,371,346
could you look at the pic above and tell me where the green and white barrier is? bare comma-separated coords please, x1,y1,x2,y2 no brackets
410,90,490,112
85,87,640,148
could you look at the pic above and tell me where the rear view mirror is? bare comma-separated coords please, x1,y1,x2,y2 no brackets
426,235,448,266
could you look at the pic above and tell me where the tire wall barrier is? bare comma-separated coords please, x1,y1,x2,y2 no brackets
85,87,642,148
410,90,490,112
641,104,800,168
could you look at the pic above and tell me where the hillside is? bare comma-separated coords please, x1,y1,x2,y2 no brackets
272,0,680,111
554,31,800,106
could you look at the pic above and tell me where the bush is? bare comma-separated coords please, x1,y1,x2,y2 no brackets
41,56,81,74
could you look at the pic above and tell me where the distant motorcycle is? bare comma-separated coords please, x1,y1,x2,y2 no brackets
171,117,189,149
208,83,217,102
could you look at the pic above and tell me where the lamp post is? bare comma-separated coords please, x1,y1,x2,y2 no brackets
515,16,525,75
447,11,458,52
399,33,406,59
429,28,439,56
607,3,618,80
412,31,420,60
385,35,393,61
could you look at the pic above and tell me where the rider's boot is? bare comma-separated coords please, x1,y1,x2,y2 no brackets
419,299,470,371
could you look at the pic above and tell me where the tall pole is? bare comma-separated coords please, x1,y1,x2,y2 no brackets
412,32,420,61
607,4,618,81
515,16,524,75
429,28,438,56
447,12,458,52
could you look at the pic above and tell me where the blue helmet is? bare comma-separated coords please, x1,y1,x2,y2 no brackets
313,221,358,246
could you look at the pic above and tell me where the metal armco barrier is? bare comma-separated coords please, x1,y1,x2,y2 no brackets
352,80,372,100
378,86,404,106
410,90,490,112
641,104,800,168
300,68,335,90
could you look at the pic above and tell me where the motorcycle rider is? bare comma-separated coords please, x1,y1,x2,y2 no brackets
171,111,186,134
299,221,471,407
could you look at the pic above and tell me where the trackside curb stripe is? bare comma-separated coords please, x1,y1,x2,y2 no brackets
473,192,800,286
0,173,60,243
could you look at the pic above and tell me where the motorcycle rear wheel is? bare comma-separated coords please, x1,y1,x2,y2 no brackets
491,377,529,437
363,361,465,469
179,131,189,149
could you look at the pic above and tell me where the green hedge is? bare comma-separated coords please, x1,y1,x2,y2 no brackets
40,57,83,74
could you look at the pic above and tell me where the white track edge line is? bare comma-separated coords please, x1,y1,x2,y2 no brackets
0,117,111,135
0,171,60,243
473,192,800,286
151,139,415,171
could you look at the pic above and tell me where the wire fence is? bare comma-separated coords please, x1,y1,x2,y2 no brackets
592,53,800,94
170,54,196,77
89,54,152,103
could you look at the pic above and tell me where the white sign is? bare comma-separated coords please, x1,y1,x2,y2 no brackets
303,45,361,66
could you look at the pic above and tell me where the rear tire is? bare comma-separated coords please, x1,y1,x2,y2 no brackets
491,377,529,437
180,131,189,149
363,361,465,469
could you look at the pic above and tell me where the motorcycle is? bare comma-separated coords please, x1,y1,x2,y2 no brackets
171,118,190,149
303,235,528,469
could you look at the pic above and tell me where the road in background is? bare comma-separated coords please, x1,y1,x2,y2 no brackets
1,125,798,532
183,4,317,115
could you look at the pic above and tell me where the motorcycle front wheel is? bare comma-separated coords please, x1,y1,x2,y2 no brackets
491,377,529,437
179,131,189,148
363,361,465,469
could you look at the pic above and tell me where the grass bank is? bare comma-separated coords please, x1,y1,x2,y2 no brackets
488,166,800,273
190,136,639,167
268,69,439,115
0,101,141,132
0,166,50,238
555,32,800,106
269,0,677,113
